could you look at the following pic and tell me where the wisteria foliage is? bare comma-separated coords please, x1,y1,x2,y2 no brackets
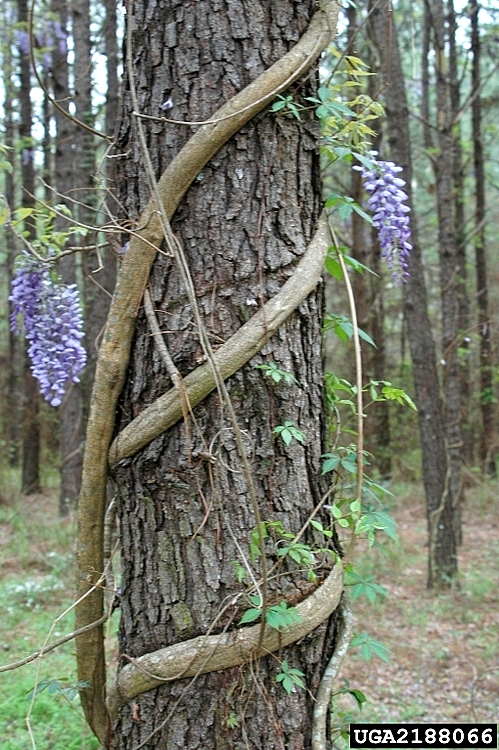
354,152,412,283
10,258,87,407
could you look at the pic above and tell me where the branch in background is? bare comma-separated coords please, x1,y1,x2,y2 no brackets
0,614,109,673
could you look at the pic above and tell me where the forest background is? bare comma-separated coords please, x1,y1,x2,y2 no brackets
0,0,498,748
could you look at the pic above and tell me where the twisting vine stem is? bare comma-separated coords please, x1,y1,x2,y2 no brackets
311,599,354,750
331,226,364,506
75,2,341,744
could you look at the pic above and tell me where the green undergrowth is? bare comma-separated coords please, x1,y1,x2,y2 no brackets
2,477,498,748
0,485,102,749
332,479,499,745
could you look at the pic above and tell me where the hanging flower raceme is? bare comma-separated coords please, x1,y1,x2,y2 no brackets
9,257,87,407
353,151,412,283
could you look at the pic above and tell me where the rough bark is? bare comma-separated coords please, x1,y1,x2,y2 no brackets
18,0,41,495
75,3,339,742
112,2,340,747
470,0,495,476
368,0,457,587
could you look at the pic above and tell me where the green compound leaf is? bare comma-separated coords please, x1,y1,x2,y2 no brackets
344,569,388,603
321,452,341,474
239,607,262,625
356,509,398,542
273,421,307,446
255,362,298,385
275,661,306,694
266,602,302,631
338,685,367,708
324,313,377,348
351,632,392,663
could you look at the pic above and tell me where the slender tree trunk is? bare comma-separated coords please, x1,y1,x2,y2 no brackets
449,0,472,480
429,0,462,565
470,0,495,476
347,4,391,479
112,1,341,746
41,73,52,200
52,0,84,514
18,0,41,495
104,0,119,139
422,0,433,152
73,0,116,404
3,7,22,467
365,45,390,481
368,0,458,587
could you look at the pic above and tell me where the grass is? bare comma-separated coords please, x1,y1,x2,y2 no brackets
0,481,101,750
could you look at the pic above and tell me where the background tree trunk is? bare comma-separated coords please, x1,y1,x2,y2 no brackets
104,0,119,139
368,0,458,587
3,6,22,467
470,0,495,477
73,0,115,402
112,1,340,746
18,0,40,495
346,4,391,480
449,0,472,479
429,0,461,571
51,0,85,514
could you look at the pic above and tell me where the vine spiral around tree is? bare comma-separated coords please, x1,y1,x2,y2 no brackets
75,2,342,744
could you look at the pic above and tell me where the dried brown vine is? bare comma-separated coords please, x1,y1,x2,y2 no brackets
75,2,341,745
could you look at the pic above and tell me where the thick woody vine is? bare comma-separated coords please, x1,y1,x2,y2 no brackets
75,1,343,745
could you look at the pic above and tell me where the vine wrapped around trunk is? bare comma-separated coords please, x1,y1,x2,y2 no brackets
75,2,342,746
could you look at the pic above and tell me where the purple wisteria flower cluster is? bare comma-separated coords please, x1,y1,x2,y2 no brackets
354,151,412,283
17,20,68,72
10,258,87,407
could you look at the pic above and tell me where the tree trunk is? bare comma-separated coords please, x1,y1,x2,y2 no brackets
421,0,433,152
368,0,458,587
51,0,85,514
429,0,462,568
449,0,472,479
346,4,391,480
112,1,341,747
73,0,115,402
3,6,22,467
18,0,41,495
104,0,119,139
41,72,52,200
470,0,495,476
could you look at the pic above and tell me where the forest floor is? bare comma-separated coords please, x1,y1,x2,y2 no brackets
0,476,100,750
338,477,499,732
0,476,498,749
